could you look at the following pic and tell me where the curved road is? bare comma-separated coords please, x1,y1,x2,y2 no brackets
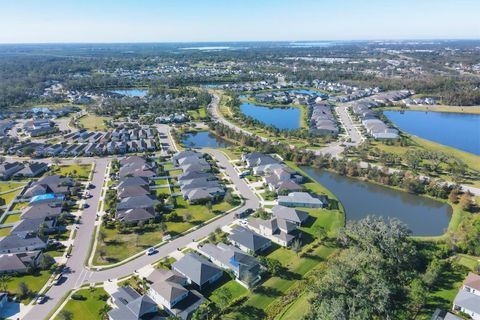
25,149,259,320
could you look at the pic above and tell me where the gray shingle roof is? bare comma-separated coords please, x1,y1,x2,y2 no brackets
172,252,222,287
228,226,271,252
453,289,480,314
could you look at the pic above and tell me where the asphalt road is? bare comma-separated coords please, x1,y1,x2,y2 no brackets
25,149,259,320
23,158,109,320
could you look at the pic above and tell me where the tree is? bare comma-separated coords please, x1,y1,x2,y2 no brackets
184,212,192,222
18,282,30,299
192,302,214,320
459,192,473,212
215,287,232,307
315,226,327,242
291,239,302,256
206,201,213,213
409,278,427,317
448,188,459,203
52,157,61,166
0,274,11,292
98,304,112,319
58,310,73,320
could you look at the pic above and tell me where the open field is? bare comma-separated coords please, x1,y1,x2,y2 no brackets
385,105,480,115
52,164,92,180
77,114,112,131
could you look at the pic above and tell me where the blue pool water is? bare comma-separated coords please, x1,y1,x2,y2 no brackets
111,89,148,97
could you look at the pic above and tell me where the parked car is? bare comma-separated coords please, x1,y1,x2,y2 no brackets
52,273,63,285
145,247,157,256
35,295,47,304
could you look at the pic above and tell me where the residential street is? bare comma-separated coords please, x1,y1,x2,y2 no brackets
23,148,259,320
23,158,109,320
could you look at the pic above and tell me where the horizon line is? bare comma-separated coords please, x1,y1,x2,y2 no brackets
0,38,479,46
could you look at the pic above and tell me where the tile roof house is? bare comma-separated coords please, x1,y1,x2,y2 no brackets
248,218,298,247
277,192,328,208
453,272,480,320
108,286,159,320
172,252,223,289
197,243,262,287
0,251,42,274
272,205,309,226
228,226,271,254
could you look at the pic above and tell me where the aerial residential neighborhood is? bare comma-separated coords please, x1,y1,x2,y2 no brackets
0,1,478,320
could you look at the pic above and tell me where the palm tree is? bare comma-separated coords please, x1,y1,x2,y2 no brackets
98,304,111,319
291,239,302,256
0,274,11,292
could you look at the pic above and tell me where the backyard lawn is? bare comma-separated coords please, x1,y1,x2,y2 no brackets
0,189,21,206
53,164,92,180
154,187,170,197
276,292,312,320
77,114,112,131
2,212,21,224
207,277,248,306
54,287,109,320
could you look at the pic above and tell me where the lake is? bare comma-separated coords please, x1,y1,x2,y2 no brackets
181,131,232,148
240,102,301,130
111,89,148,97
302,167,452,236
384,110,480,155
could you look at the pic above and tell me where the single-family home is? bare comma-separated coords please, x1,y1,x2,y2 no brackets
452,272,480,320
248,218,298,247
271,205,309,226
172,252,223,289
277,192,328,208
0,251,43,274
108,286,159,320
228,226,271,254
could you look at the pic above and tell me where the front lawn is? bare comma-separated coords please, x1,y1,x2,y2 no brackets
154,179,169,185
7,271,52,303
11,201,28,211
54,287,109,320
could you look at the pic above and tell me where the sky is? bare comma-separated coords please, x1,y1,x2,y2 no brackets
0,0,479,43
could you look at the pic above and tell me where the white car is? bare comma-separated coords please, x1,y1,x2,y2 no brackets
145,247,156,256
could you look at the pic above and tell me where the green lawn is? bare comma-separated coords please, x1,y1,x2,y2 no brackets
168,169,183,177
93,226,165,265
77,114,112,131
94,196,235,265
188,107,207,120
299,207,344,238
53,164,92,180
154,187,171,197
0,189,21,206
154,179,168,185
0,182,24,193
242,245,335,311
276,292,312,320
418,263,469,319
206,277,248,306
2,213,21,224
0,227,11,236
54,287,109,320
7,271,51,303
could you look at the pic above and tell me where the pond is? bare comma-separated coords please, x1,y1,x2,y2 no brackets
181,131,233,148
302,167,452,236
240,102,301,130
384,110,480,155
111,89,148,97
